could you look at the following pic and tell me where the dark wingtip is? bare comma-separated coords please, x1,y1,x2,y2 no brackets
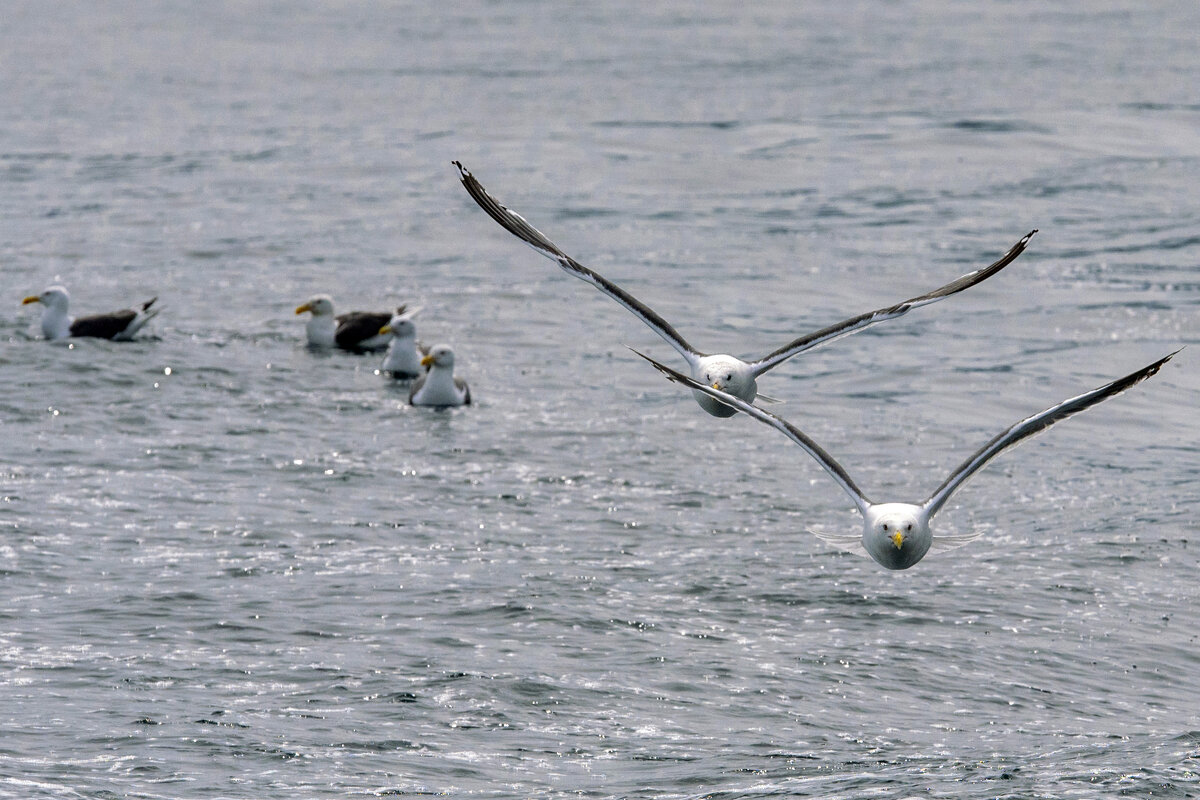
1108,347,1181,397
627,345,685,384
983,228,1038,270
452,160,469,179
1145,347,1181,374
627,344,659,367
1013,229,1037,250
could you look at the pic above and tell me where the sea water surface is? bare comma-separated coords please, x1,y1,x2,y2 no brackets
1,2,1199,798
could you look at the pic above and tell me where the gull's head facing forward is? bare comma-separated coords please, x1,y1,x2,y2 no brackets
863,503,932,570
421,344,456,370
23,285,70,311
379,311,419,340
295,295,335,317
693,355,757,418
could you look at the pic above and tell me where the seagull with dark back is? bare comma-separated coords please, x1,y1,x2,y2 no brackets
295,294,400,351
22,285,160,341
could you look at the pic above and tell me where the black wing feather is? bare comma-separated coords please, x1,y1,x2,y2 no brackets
923,349,1179,517
454,161,702,363
70,310,138,339
335,311,391,350
749,231,1036,375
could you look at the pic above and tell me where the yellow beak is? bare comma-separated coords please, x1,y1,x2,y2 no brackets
379,324,392,335
711,382,721,390
22,295,41,305
295,303,312,315
892,531,905,549
420,354,435,367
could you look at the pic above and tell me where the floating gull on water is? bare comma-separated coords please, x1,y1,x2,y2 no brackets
295,294,396,351
409,344,471,407
378,306,428,379
22,285,160,341
634,347,1178,570
455,160,1036,418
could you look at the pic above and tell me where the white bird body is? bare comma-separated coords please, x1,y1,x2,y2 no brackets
378,307,425,379
35,288,72,340
304,312,337,348
382,334,423,378
409,344,470,407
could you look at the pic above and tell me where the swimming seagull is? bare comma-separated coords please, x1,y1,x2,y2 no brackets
22,285,160,341
409,344,471,407
455,160,1036,417
378,306,428,379
633,347,1178,570
295,294,397,351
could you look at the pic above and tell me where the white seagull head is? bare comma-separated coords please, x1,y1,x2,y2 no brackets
379,306,421,339
863,503,932,570
694,355,757,418
295,295,335,318
23,285,70,312
421,344,456,370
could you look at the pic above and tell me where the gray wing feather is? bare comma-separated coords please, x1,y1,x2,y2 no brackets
748,230,1037,376
407,374,427,403
922,349,1179,518
631,348,872,514
455,162,702,366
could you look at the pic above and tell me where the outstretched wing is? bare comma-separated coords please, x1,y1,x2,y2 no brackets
455,161,702,367
922,349,1179,518
748,230,1037,377
631,348,873,515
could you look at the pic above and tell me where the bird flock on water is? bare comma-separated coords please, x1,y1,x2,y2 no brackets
17,162,1179,569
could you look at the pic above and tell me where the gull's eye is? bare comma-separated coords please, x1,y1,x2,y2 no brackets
882,523,889,531
725,374,732,382
906,523,913,531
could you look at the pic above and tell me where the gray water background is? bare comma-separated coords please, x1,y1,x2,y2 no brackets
1,2,1199,797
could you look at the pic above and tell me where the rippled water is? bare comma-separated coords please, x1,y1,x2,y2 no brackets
2,2,1199,797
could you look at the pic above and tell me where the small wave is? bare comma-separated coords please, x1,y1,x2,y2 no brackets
946,118,1050,134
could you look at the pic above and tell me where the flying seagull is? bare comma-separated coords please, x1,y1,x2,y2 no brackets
455,160,1035,417
634,347,1178,570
